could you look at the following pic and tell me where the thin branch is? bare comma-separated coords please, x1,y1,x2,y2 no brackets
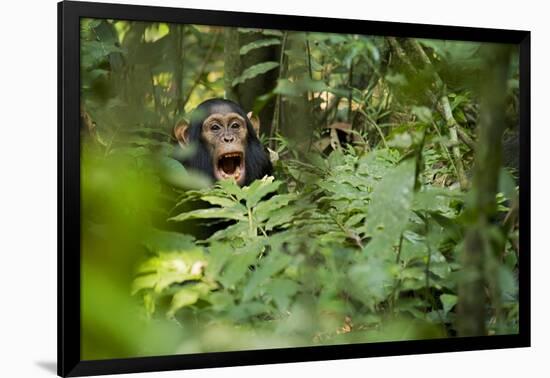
347,63,354,123
440,95,469,189
180,32,221,111
359,109,387,148
387,37,417,74
306,38,313,80
270,31,289,144
457,127,476,151
330,213,364,249
395,232,404,264
431,121,459,181
395,37,469,189
173,25,185,117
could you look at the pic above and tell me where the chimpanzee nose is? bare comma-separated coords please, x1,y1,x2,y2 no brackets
223,135,235,143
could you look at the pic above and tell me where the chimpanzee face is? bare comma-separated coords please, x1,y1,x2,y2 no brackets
173,99,272,187
201,112,248,185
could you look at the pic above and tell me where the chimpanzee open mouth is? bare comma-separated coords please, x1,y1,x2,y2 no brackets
215,152,245,183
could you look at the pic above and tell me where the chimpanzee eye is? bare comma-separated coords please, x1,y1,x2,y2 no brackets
211,124,221,131
231,122,240,129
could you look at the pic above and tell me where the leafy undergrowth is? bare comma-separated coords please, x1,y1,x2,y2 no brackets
130,146,519,353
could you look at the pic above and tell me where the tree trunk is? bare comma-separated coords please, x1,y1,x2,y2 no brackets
238,32,279,136
224,29,279,137
457,44,512,337
223,28,241,103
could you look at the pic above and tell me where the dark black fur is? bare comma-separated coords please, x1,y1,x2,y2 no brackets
176,99,272,186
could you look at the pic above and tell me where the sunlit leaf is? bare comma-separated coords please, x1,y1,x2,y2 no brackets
232,62,279,87
167,287,200,317
157,156,212,190
244,176,282,208
240,38,281,55
169,207,246,222
201,195,242,209
440,294,457,314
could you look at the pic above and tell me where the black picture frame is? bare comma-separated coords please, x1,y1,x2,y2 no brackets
58,1,531,376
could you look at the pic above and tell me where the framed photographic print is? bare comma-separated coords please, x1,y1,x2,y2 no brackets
58,0,530,376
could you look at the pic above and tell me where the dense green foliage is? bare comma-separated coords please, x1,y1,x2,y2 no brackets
80,18,520,359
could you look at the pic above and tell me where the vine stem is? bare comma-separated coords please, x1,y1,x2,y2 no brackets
440,95,469,189
359,109,387,148
247,207,255,237
270,31,289,146
431,121,459,182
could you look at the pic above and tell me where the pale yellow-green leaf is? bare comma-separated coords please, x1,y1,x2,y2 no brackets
131,274,158,295
167,288,200,317
169,207,246,222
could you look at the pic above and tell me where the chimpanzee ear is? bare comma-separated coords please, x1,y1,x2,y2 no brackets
173,120,190,148
247,111,260,137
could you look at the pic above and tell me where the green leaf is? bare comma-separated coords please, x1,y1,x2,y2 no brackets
208,221,249,241
133,249,206,293
216,240,265,288
254,193,296,223
262,29,283,37
236,28,283,36
273,78,327,97
167,287,200,317
153,272,202,293
385,72,407,86
232,62,279,87
229,301,271,321
498,168,518,201
344,213,366,228
131,274,158,295
205,242,233,278
413,187,462,215
411,106,433,123
142,229,196,253
169,207,246,222
265,206,296,231
264,278,299,310
157,156,211,190
440,294,457,314
240,38,281,55
242,253,292,301
499,265,518,302
363,160,415,257
143,292,155,316
217,179,245,201
349,258,394,307
219,248,260,289
244,176,282,208
207,291,234,312
201,195,241,209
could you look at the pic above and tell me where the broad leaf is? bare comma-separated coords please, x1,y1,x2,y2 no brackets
167,287,200,317
244,177,282,208
232,62,279,87
169,207,246,222
363,160,415,257
240,38,281,55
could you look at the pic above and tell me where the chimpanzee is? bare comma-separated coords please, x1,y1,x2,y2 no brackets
173,99,273,186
